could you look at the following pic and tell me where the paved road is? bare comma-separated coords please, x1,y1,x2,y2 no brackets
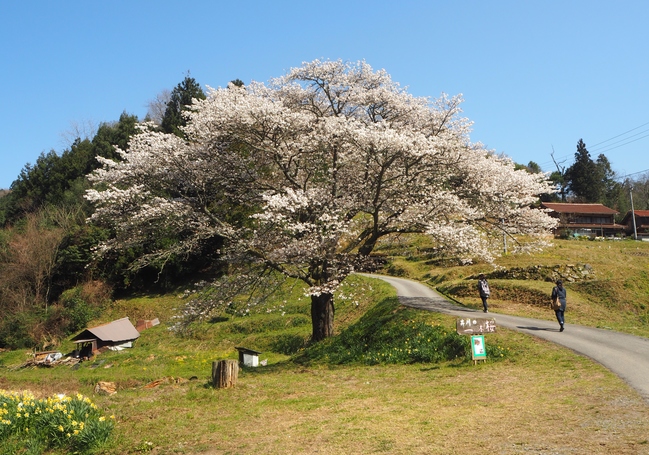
366,274,649,401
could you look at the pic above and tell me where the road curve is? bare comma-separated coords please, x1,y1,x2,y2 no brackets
365,274,649,401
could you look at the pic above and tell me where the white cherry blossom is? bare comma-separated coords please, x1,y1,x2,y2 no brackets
87,59,557,340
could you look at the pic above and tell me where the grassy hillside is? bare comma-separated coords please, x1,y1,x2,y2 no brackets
385,237,649,337
1,240,649,454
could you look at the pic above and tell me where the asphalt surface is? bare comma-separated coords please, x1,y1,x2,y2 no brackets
366,274,649,402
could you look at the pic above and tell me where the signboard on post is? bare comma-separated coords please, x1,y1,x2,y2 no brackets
456,317,496,335
456,317,496,364
471,335,487,361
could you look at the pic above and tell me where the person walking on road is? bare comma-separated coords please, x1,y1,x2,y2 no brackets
551,280,567,332
477,274,490,313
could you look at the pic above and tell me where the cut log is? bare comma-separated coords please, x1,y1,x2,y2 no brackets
212,359,238,388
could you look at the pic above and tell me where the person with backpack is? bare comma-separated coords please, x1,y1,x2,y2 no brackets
551,280,567,332
477,274,490,313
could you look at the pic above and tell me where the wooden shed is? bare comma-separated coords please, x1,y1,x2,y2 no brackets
235,347,262,367
71,317,140,357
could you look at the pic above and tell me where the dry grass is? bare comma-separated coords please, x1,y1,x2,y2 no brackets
88,335,649,455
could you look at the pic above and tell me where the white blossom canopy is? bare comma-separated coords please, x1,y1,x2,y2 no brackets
87,59,557,297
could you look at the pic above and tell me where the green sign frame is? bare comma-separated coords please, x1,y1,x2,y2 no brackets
471,335,487,360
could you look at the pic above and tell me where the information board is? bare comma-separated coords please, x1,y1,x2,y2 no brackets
456,317,496,335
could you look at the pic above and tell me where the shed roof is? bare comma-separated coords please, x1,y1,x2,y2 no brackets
541,203,618,215
71,317,140,343
235,347,262,355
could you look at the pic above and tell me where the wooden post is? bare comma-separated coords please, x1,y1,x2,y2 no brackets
212,359,239,388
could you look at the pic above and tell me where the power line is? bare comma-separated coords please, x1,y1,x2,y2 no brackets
588,121,649,149
591,131,649,155
538,121,649,173
615,168,649,181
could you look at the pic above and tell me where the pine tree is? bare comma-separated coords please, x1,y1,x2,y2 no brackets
565,139,602,202
161,75,206,137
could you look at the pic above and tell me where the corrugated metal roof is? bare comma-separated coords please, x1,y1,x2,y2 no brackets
71,317,140,343
541,203,618,215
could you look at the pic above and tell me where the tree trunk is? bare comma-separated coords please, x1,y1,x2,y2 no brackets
311,292,335,341
212,359,238,388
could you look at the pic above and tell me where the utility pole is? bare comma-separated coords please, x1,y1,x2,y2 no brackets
630,187,638,240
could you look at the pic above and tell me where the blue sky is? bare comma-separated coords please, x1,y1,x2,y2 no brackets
2,0,649,189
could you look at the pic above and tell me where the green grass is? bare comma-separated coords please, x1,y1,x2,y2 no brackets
2,241,649,454
387,237,649,337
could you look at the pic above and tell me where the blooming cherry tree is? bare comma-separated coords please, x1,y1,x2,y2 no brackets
87,60,556,341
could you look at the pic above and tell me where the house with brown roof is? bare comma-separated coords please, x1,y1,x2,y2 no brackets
71,317,140,357
620,210,649,239
541,203,625,238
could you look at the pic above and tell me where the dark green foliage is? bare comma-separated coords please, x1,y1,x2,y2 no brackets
0,280,110,349
564,139,620,204
295,297,482,365
565,139,600,202
92,112,139,161
0,311,40,349
526,161,542,173
102,233,224,293
514,161,542,174
5,139,96,222
385,264,407,276
596,154,623,209
59,286,103,333
53,224,110,293
270,333,309,355
161,75,206,137
0,112,139,226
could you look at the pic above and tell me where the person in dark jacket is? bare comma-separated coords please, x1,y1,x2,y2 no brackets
477,274,490,313
551,280,567,332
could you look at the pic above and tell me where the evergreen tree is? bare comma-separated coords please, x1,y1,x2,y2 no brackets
161,75,206,137
565,139,602,202
526,161,542,174
92,112,139,162
0,113,140,226
596,154,622,209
